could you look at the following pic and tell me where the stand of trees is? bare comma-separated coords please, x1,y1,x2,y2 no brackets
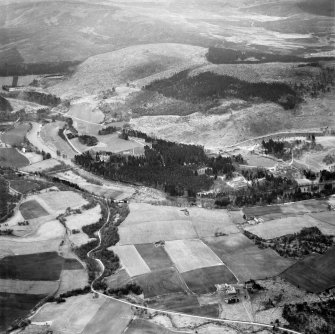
98,126,120,135
0,177,9,219
78,135,98,147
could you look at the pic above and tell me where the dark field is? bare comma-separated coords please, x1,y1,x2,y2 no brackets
205,234,294,282
104,269,132,290
281,247,335,293
0,252,64,281
134,268,186,298
125,319,178,334
243,205,282,217
0,292,45,332
1,124,30,146
63,258,84,270
20,199,49,219
181,265,237,294
0,148,29,168
9,179,49,194
135,243,173,271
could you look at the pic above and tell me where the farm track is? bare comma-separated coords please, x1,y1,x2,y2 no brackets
87,201,302,334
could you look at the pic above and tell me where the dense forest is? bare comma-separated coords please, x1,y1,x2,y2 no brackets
0,96,13,112
0,61,81,76
75,136,244,196
244,227,333,258
145,70,301,110
283,299,335,334
0,177,9,219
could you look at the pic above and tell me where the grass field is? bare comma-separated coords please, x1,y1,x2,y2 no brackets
111,245,151,277
244,215,323,239
20,199,49,220
134,268,186,298
164,239,223,273
31,294,105,333
81,299,132,334
124,319,179,334
0,252,64,281
182,266,237,294
104,269,131,290
0,148,29,168
22,158,62,173
1,124,30,146
9,179,50,194
205,234,294,282
66,205,101,230
135,243,173,271
56,269,88,296
281,247,335,293
0,292,46,333
37,190,87,213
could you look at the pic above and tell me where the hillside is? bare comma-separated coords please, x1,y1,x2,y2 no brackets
0,96,12,112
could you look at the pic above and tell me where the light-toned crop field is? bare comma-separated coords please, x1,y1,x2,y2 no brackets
28,294,132,334
189,208,239,237
0,279,58,295
164,239,223,273
118,220,197,245
35,190,88,213
244,215,327,239
122,203,189,226
110,245,151,277
22,158,62,172
56,269,88,296
66,205,101,230
0,239,62,258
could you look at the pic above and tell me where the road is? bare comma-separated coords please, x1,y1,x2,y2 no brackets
87,201,302,334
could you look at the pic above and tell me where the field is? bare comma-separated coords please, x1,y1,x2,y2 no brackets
20,199,49,220
56,269,88,296
0,252,64,281
68,99,105,124
0,279,58,295
1,123,30,146
104,269,131,290
0,148,29,168
134,268,186,298
22,158,62,173
9,179,50,194
182,266,237,294
111,245,151,277
244,215,330,239
135,244,173,271
164,239,223,273
118,203,237,245
205,234,294,281
281,247,335,293
0,292,46,333
124,319,183,334
29,294,132,334
40,121,76,158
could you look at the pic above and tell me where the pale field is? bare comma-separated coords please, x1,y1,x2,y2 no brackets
40,121,76,158
69,232,94,247
0,279,58,295
0,75,38,86
0,238,61,258
110,245,151,277
164,239,223,273
118,219,197,245
36,190,88,213
68,99,105,124
189,207,239,237
49,43,209,98
31,294,105,333
22,152,43,164
56,170,133,199
22,158,61,172
65,205,101,230
122,203,189,226
245,214,324,239
56,269,88,296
